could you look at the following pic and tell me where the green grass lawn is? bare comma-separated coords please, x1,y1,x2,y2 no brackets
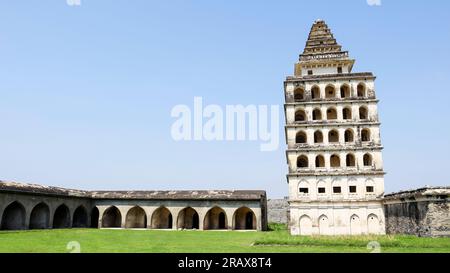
0,227,449,253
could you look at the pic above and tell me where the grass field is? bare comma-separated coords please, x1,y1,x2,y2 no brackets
0,225,449,253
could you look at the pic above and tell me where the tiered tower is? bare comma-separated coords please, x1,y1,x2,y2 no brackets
284,20,386,235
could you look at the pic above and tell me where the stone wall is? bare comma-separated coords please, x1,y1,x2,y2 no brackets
384,187,450,237
0,180,268,231
267,198,289,224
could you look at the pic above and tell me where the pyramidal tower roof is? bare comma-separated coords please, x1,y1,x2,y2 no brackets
299,19,349,62
293,20,357,77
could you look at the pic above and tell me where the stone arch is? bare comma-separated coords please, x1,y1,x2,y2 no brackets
345,129,354,143
343,107,352,120
295,109,307,122
102,206,122,228
312,108,322,120
318,215,330,235
294,88,305,101
357,83,366,97
359,106,368,120
314,130,324,144
233,207,256,230
151,206,173,229
295,131,307,144
361,128,371,142
91,207,99,228
328,129,339,143
1,201,26,230
53,204,71,229
72,205,88,228
177,207,199,229
29,202,50,229
330,154,341,168
297,155,309,168
315,155,325,168
363,153,373,167
350,214,362,235
340,84,351,98
204,206,227,230
125,206,147,228
326,107,337,120
346,153,356,167
299,215,313,235
367,214,380,234
311,85,320,99
325,84,336,99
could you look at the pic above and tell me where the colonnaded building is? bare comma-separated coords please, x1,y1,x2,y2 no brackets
284,20,386,235
0,181,267,231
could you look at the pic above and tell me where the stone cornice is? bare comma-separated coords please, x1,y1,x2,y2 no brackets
285,72,375,83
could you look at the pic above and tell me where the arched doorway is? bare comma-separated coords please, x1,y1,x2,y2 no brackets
125,206,147,228
102,206,122,228
204,207,227,230
350,214,361,235
233,207,256,230
151,207,172,229
177,207,199,229
91,207,99,228
29,202,50,229
318,215,330,235
1,201,26,230
299,215,312,236
53,204,70,229
368,214,379,234
72,206,88,228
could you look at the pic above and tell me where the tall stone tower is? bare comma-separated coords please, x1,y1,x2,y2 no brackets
284,20,386,236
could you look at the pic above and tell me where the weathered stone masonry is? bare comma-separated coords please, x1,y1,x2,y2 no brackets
0,181,268,231
384,187,450,237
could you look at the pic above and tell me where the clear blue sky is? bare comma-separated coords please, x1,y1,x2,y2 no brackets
0,0,449,198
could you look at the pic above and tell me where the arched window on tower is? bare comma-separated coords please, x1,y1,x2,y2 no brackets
314,130,324,144
311,86,320,100
315,155,325,168
294,88,305,101
357,83,366,97
312,108,322,121
325,85,336,99
359,106,368,120
340,84,351,98
345,129,354,143
363,153,373,167
343,107,352,120
296,131,307,144
330,154,341,168
346,154,356,167
328,130,339,143
295,109,307,122
297,155,309,169
327,108,337,120
361,129,371,142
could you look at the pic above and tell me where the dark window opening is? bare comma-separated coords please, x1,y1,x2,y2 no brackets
349,186,357,193
318,187,326,194
366,186,374,193
299,188,309,194
333,187,342,194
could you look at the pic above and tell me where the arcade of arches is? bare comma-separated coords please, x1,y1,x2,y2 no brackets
0,182,267,231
